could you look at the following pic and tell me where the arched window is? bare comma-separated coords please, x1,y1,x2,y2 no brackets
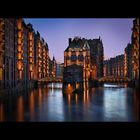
78,55,84,61
71,55,77,61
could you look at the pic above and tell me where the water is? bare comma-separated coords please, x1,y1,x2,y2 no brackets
0,83,139,121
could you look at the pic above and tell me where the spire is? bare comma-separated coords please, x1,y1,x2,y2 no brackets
53,56,55,61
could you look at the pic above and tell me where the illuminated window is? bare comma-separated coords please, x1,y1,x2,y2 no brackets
18,38,22,44
29,52,33,57
30,72,33,79
0,68,2,80
29,41,32,46
17,46,22,52
18,31,22,38
29,58,33,63
29,64,33,71
29,47,32,52
17,22,22,29
17,61,22,70
19,71,22,79
29,33,32,40
18,53,22,59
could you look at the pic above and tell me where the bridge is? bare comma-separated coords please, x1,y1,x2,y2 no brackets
98,76,131,83
38,76,63,83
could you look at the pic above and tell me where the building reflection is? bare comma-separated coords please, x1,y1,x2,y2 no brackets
63,81,90,107
75,94,78,105
38,88,42,113
29,91,35,121
67,93,71,106
83,81,89,106
133,89,139,121
0,103,5,121
16,96,24,121
0,82,139,121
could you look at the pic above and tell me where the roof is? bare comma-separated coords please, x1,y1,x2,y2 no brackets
65,37,103,52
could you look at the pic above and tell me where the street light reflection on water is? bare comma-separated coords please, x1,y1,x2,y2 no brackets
0,83,139,121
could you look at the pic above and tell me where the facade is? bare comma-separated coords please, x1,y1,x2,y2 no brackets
56,62,64,77
64,37,91,83
131,18,139,80
87,37,104,78
104,54,124,77
0,18,50,91
0,18,16,89
27,23,35,81
63,64,83,93
0,18,4,89
63,36,104,93
34,31,49,81
124,43,132,78
64,37,104,81
49,56,56,78
22,20,29,86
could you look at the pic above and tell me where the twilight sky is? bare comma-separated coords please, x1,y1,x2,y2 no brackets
24,18,133,63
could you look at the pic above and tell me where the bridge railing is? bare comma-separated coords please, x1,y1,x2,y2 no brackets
98,76,131,82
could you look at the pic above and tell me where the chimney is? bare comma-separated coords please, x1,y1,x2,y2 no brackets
69,38,72,45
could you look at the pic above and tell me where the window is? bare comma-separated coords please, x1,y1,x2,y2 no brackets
78,55,84,61
0,68,2,80
71,55,77,61
19,71,22,79
17,61,22,70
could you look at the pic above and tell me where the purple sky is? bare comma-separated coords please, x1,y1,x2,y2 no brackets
24,18,133,63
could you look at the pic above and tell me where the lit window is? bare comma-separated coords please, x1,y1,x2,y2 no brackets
19,71,22,79
29,33,32,40
18,38,22,44
18,31,22,38
18,53,22,59
18,46,22,52
29,52,33,57
29,64,33,71
17,22,22,29
0,68,3,80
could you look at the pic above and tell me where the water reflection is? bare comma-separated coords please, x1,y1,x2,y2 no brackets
29,91,35,121
38,88,43,115
16,96,24,121
0,83,139,121
0,103,5,121
133,88,139,121
103,88,128,121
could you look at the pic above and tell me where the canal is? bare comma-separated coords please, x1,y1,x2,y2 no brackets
0,83,139,121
